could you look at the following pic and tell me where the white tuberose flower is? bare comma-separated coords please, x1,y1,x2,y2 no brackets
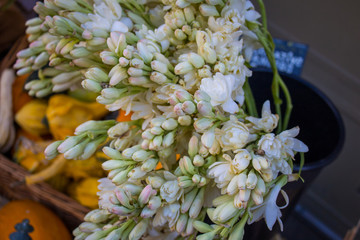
278,127,308,157
160,172,183,203
248,178,289,231
200,73,239,114
216,115,253,152
258,133,282,160
246,100,279,133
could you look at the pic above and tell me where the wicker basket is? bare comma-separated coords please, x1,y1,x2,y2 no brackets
0,154,89,230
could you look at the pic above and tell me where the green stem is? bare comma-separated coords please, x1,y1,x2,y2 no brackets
243,78,258,117
257,0,268,29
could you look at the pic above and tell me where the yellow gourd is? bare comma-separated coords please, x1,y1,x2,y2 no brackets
15,100,49,136
46,94,108,140
68,177,100,209
64,155,105,180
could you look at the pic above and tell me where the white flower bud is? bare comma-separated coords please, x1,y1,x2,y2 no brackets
84,209,109,223
85,67,109,82
150,72,169,84
57,136,82,153
44,140,62,160
109,66,128,86
254,178,266,195
175,61,194,75
132,150,153,162
251,191,263,205
214,62,226,74
246,170,258,189
194,118,214,132
161,118,178,131
201,129,215,149
187,52,205,68
128,166,147,179
239,189,251,202
129,219,149,240
192,174,201,184
102,160,133,171
181,101,196,114
100,51,119,65
122,145,141,158
193,155,204,167
137,41,153,64
261,168,274,182
189,187,205,218
112,168,131,185
178,115,192,126
151,60,168,74
232,150,251,173
138,185,157,206
70,47,91,58
150,126,164,135
141,158,158,172
194,90,211,102
148,196,161,210
141,207,157,218
151,117,165,127
174,103,185,116
163,131,175,148
108,122,129,138
103,146,123,159
199,4,219,16
214,201,238,222
197,101,214,117
147,176,165,189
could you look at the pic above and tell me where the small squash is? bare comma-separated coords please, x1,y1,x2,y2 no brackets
46,94,108,140
15,100,49,136
67,177,100,209
0,200,72,240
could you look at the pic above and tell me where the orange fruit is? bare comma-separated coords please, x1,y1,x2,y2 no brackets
0,200,72,240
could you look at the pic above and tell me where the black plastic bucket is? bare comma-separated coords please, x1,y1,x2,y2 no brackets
244,69,345,239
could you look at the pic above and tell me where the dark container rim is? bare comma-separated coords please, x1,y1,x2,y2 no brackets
251,68,345,172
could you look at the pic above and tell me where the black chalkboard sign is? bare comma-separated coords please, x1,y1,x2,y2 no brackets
250,39,308,76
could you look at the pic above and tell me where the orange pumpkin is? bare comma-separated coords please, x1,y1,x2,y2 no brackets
0,200,72,240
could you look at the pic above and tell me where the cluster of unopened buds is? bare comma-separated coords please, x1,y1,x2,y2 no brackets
16,0,308,239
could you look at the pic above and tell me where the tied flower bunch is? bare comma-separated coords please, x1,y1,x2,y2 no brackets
15,0,309,239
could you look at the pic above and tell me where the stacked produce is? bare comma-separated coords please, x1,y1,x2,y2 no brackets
14,0,308,239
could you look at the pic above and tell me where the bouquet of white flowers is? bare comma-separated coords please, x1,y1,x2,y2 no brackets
15,0,309,239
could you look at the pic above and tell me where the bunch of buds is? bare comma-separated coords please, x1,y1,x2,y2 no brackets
44,120,116,160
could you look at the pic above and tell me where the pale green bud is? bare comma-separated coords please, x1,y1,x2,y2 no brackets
64,140,88,159
44,140,62,160
105,229,122,240
163,131,175,148
102,88,127,100
151,60,168,74
119,57,130,67
175,61,194,75
140,206,157,218
122,145,141,158
128,76,151,86
128,166,147,179
84,209,110,223
127,67,148,77
161,118,178,131
193,221,213,233
176,214,188,233
175,29,187,40
193,155,204,167
201,129,215,149
182,101,196,114
183,156,196,175
137,41,153,64
188,136,199,158
178,115,192,126
57,135,83,153
199,144,209,157
82,79,102,92
199,4,219,16
138,185,156,206
114,187,132,208
214,202,238,222
85,67,109,82
194,90,211,102
192,174,201,184
146,176,165,189
79,136,107,160
188,52,205,68
185,218,195,236
184,7,196,23
197,101,214,117
109,65,128,86
150,126,164,135
194,118,214,132
102,160,134,170
141,158,158,172
254,178,266,195
132,150,153,162
103,146,123,159
79,222,101,232
112,168,132,185
189,187,205,218
239,189,251,202
148,196,161,210
142,129,155,140
129,219,149,240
